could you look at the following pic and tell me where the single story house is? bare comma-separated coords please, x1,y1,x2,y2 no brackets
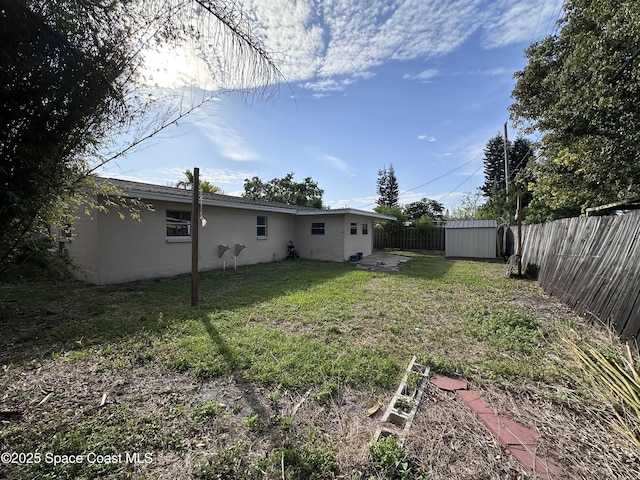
444,219,498,259
65,178,395,285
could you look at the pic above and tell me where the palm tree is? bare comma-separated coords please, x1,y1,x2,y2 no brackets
176,169,221,193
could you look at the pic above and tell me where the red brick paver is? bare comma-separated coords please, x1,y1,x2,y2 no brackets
429,376,563,480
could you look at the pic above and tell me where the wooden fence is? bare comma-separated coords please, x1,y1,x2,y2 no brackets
373,226,445,251
517,211,640,342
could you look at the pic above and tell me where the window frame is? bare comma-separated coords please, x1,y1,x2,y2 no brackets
166,210,191,238
311,222,325,235
257,215,268,238
350,222,357,235
362,223,369,235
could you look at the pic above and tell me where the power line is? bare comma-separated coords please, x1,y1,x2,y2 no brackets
438,162,485,203
530,0,547,44
544,0,563,37
405,154,483,193
361,153,484,209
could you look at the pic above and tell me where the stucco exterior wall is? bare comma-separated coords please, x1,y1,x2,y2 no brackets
66,209,100,284
293,213,374,261
68,200,296,285
199,205,295,267
294,214,345,261
342,214,374,260
64,183,392,285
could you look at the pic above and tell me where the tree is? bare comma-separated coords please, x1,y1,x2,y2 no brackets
479,135,534,223
373,204,405,231
403,198,444,224
448,190,485,220
376,164,399,207
242,173,324,208
0,0,282,276
176,169,221,193
0,0,138,272
510,0,640,218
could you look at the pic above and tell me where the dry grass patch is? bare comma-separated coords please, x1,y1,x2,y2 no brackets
2,253,640,479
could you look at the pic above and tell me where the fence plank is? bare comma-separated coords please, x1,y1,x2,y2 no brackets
519,211,640,342
373,227,445,251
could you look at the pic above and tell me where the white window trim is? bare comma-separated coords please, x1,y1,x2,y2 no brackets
257,215,268,239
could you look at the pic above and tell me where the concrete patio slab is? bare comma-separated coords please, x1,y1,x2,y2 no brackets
355,253,412,271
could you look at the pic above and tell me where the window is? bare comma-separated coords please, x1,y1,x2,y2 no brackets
311,222,325,235
166,210,191,237
362,223,369,235
350,222,357,235
257,216,268,238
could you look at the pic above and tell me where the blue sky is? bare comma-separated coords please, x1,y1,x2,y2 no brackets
100,0,563,212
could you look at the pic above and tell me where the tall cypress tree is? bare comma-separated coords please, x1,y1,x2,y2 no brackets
481,135,533,196
376,164,399,207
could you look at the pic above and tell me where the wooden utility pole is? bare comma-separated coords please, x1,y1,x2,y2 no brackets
503,123,510,258
503,122,509,202
517,194,523,276
191,167,199,306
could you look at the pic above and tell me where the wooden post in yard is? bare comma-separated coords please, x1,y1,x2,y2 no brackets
517,194,523,276
191,167,199,306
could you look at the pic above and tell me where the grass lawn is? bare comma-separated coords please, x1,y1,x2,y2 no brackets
1,253,638,479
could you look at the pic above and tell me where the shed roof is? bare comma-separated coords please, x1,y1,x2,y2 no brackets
445,220,497,229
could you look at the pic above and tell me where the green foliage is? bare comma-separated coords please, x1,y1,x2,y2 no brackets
479,135,534,224
276,441,338,480
369,435,430,480
403,198,444,228
523,148,600,222
1,0,281,277
176,169,221,193
376,164,400,207
448,189,485,220
510,0,640,217
244,413,264,431
191,401,225,420
0,1,137,274
467,308,544,355
242,172,324,208
196,438,337,480
373,204,405,231
195,443,263,480
410,215,434,231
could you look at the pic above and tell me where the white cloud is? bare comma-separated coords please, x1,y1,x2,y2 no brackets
403,69,439,83
197,117,259,162
477,67,512,76
325,194,377,210
142,0,560,94
481,0,562,49
322,154,352,174
418,135,437,142
158,167,257,189
202,168,258,185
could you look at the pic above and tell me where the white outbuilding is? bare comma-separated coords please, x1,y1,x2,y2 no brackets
445,220,498,259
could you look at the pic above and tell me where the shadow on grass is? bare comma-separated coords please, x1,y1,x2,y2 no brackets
198,315,272,420
0,259,352,365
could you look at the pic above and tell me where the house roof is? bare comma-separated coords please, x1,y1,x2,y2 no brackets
445,219,497,229
99,177,396,220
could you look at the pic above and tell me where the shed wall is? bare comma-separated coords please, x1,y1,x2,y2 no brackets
445,227,497,258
